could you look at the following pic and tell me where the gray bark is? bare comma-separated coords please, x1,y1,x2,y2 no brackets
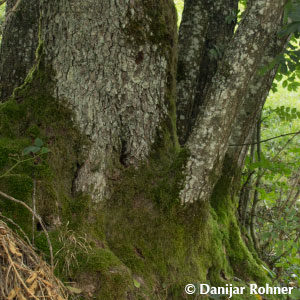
179,0,287,204
0,0,39,100
38,0,177,201
176,0,238,144
227,19,289,170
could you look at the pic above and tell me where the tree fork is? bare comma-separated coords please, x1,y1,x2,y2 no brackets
179,0,288,204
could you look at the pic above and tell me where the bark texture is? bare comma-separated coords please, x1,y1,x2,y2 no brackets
0,0,39,101
227,18,289,170
0,0,292,298
39,0,177,200
176,0,238,144
179,0,287,204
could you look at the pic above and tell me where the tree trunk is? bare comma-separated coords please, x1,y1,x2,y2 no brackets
30,0,178,201
178,0,287,204
176,0,238,144
0,0,39,100
0,0,290,299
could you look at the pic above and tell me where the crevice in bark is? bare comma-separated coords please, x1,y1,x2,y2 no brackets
119,138,128,167
71,162,82,196
177,0,238,144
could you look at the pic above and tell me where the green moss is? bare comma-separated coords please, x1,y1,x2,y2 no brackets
208,156,271,289
124,0,177,53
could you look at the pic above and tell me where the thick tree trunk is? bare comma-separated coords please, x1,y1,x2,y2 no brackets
37,0,178,200
0,0,39,100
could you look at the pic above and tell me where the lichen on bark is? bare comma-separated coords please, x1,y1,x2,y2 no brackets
0,0,288,299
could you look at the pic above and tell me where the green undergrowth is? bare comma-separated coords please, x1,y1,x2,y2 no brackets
0,91,87,228
0,89,136,298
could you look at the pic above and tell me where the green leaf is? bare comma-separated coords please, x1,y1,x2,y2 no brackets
261,265,276,278
279,22,300,36
34,138,44,147
275,73,283,81
133,279,141,288
282,80,288,88
66,286,82,294
23,146,40,155
288,82,300,91
40,147,50,154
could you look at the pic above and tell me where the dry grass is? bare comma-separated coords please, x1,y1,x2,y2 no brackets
0,220,69,299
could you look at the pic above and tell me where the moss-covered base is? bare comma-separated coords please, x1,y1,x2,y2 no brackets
0,79,275,300
99,157,273,299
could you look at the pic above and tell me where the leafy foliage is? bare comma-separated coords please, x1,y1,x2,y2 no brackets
242,88,300,290
280,0,300,37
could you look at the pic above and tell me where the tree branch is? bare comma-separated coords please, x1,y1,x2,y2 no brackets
229,131,300,146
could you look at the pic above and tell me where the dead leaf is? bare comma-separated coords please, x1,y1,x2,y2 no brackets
8,241,22,257
41,278,53,287
7,288,17,300
17,291,27,300
26,272,38,284
28,280,38,294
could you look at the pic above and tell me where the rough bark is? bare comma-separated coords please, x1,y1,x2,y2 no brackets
179,0,287,204
38,0,177,201
176,0,238,144
0,0,39,101
227,19,289,171
0,1,291,298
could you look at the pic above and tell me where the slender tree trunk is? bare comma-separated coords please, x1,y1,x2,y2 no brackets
177,0,238,144
250,118,262,253
179,0,287,204
227,17,289,171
